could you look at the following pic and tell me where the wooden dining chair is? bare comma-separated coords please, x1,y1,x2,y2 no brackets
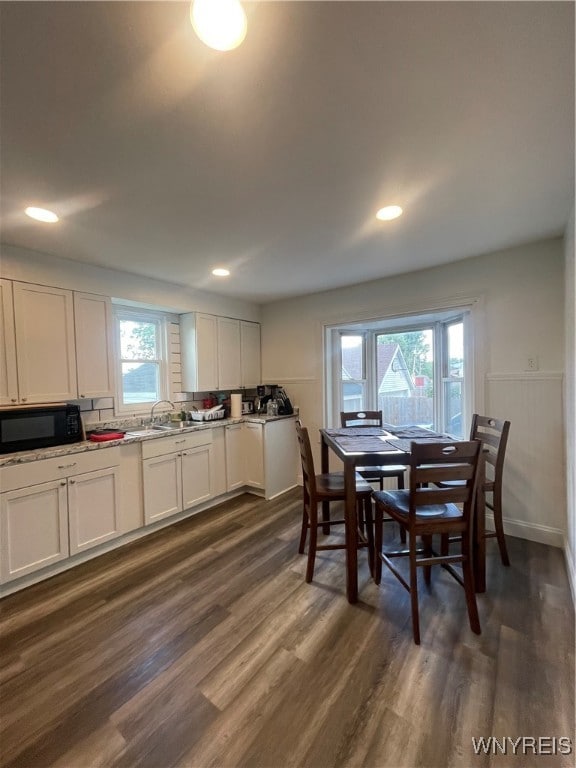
296,420,375,582
439,415,511,566
373,440,482,645
340,411,407,491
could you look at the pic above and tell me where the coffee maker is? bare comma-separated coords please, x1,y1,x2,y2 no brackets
255,385,293,415
254,384,266,413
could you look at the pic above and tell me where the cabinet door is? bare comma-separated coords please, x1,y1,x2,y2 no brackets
264,418,299,499
74,292,115,399
243,422,264,488
181,445,212,509
143,452,182,524
210,427,227,498
68,467,121,555
12,282,77,403
196,314,218,391
217,317,241,390
225,424,245,491
0,480,68,582
0,279,18,406
240,321,261,387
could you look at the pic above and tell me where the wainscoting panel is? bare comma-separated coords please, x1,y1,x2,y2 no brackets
486,372,565,547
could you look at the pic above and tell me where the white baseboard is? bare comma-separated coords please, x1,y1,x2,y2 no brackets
486,512,564,549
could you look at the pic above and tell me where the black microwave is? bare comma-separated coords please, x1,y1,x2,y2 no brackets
0,404,84,454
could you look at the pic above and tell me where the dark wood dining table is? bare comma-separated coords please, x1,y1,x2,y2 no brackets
319,426,486,604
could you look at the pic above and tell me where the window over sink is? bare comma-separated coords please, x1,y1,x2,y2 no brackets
114,306,170,414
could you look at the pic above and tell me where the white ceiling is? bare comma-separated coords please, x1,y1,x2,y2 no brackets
0,1,573,304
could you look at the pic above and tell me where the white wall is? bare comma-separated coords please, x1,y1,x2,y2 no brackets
0,244,261,322
564,210,575,599
262,237,566,548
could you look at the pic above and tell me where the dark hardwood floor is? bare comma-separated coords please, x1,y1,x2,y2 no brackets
0,489,574,768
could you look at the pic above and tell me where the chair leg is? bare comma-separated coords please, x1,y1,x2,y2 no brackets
440,533,450,556
397,471,407,544
358,500,366,535
363,497,375,576
305,503,318,583
462,532,481,635
491,491,510,566
422,534,433,586
409,529,421,645
374,504,384,585
298,505,308,554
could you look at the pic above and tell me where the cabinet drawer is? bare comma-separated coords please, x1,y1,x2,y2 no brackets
141,429,213,460
0,447,120,493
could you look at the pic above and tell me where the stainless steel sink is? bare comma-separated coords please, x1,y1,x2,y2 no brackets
125,424,180,437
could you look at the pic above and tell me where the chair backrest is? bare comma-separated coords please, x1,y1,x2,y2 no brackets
409,440,482,522
340,410,383,428
295,420,317,503
470,414,510,490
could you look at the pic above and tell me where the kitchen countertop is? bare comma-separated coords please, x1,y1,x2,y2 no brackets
0,414,297,468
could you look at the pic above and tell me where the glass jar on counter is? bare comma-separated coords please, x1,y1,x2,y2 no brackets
266,399,279,417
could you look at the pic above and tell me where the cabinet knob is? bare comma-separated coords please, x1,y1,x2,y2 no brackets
60,481,66,486
69,480,75,484
11,398,17,403
21,397,27,402
80,394,85,398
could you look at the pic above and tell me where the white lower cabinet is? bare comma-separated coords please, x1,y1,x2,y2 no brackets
0,480,68,581
142,430,213,524
243,422,264,488
244,417,298,500
0,449,121,583
226,417,298,499
210,426,227,497
67,466,120,555
225,423,245,491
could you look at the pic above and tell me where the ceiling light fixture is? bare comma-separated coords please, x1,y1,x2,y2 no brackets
190,0,247,52
25,206,59,223
212,268,230,277
376,205,403,221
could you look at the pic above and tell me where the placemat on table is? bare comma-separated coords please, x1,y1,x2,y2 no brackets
324,427,388,437
332,435,399,452
387,426,448,439
387,436,455,453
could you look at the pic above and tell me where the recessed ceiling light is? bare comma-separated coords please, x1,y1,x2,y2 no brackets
25,206,59,223
212,268,230,277
190,0,247,51
376,205,403,221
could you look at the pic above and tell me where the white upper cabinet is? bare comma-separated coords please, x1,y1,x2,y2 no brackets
181,313,218,392
0,279,18,406
181,312,261,392
217,317,241,390
12,282,78,403
240,321,261,387
0,281,115,405
74,292,115,399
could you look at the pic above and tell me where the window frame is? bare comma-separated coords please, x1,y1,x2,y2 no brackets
113,305,171,416
325,303,477,434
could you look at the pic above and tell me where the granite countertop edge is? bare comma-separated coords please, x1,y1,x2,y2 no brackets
0,414,296,468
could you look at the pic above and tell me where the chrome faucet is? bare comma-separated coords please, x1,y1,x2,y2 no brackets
150,399,175,425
